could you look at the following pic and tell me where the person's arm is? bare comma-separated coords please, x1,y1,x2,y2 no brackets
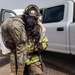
38,21,46,42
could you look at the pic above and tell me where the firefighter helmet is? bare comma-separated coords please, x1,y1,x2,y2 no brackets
24,4,40,18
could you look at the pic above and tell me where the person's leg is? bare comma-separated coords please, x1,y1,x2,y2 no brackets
10,48,27,75
10,51,16,75
16,50,26,75
28,61,43,75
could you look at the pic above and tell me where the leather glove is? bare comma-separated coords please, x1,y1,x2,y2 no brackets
37,42,43,50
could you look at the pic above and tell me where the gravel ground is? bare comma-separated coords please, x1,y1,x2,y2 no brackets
0,50,69,75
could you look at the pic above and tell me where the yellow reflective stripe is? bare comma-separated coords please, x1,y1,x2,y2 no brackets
26,59,39,65
26,56,39,65
26,58,39,65
42,36,48,42
26,44,34,50
42,43,46,49
25,7,28,11
42,36,48,50
31,56,39,60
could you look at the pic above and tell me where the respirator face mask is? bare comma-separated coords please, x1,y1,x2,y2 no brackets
25,16,37,32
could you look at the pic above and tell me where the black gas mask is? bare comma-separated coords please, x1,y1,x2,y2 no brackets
25,16,38,32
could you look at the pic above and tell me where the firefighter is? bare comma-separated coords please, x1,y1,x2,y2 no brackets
24,4,48,75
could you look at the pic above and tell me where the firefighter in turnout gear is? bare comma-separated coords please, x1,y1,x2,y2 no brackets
23,4,48,75
1,4,48,75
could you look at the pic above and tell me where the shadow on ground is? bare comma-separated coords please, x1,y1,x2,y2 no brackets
0,50,10,67
41,51,75,75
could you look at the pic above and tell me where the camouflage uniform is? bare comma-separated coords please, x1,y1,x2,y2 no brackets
1,15,48,75
1,16,27,75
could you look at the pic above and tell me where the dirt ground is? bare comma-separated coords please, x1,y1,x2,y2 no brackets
0,49,68,75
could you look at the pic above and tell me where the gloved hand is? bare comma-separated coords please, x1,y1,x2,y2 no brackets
34,45,38,51
37,42,43,50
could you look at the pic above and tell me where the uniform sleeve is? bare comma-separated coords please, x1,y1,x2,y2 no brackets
1,19,15,49
38,20,46,42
